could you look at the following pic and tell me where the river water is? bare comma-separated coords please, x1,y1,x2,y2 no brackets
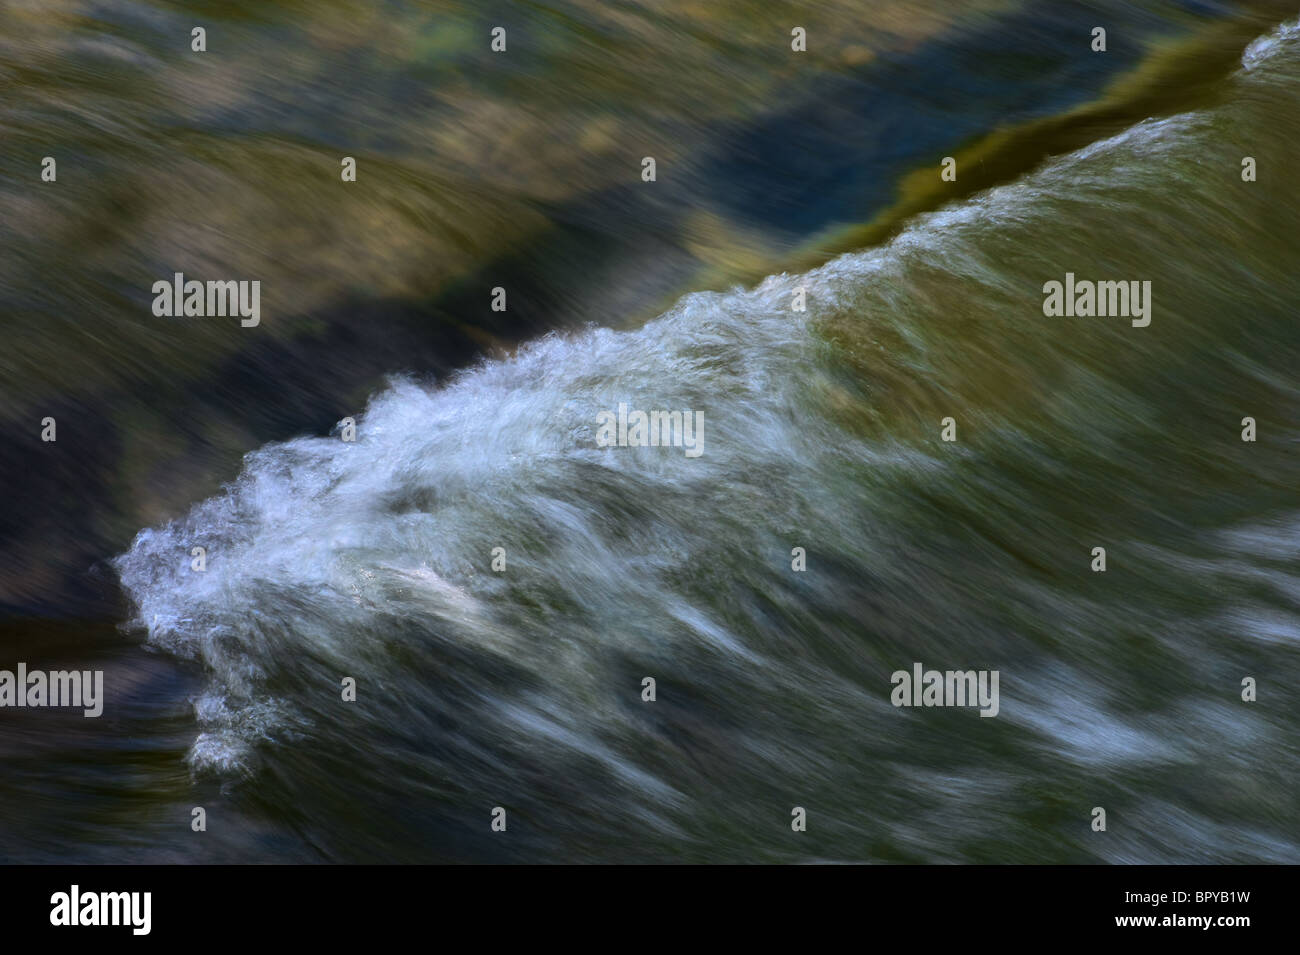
2,1,1298,862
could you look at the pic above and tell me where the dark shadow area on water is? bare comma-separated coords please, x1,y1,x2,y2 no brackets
699,0,1168,236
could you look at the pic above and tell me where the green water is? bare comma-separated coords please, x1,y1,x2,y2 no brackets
2,1,1298,863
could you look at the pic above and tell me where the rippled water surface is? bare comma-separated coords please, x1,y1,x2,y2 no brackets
2,1,1299,863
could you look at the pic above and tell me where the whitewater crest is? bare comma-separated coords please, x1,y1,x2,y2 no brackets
1242,15,1300,70
114,272,836,774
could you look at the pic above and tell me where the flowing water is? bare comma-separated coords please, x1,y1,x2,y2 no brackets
3,1,1299,863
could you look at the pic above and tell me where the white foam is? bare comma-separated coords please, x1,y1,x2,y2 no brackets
1242,16,1300,71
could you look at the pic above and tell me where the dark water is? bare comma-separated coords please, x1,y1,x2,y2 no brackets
2,1,1299,862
